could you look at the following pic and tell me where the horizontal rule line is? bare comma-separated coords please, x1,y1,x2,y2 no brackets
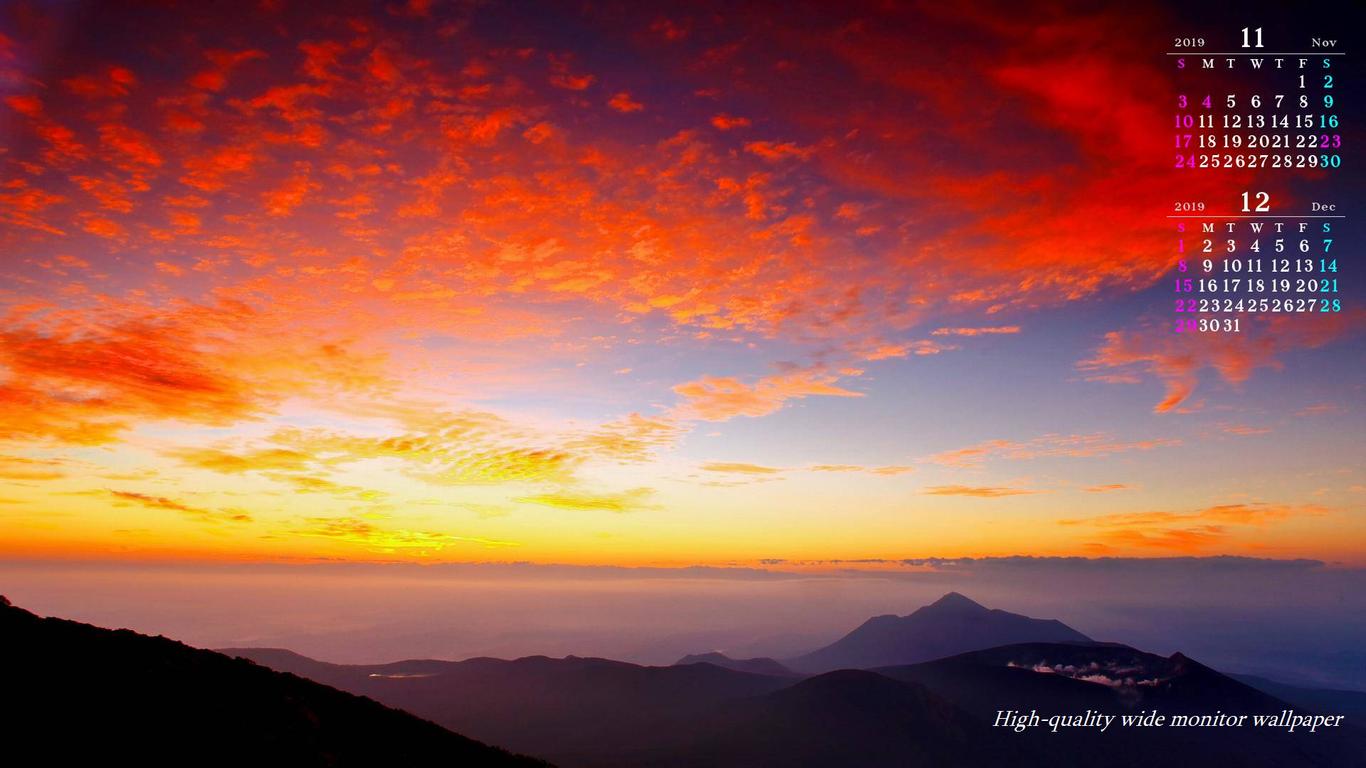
1166,215,1346,218
1165,52,1347,56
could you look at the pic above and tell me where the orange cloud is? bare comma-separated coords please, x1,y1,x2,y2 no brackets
857,340,955,360
515,487,654,513
77,213,124,239
173,447,312,474
1220,424,1272,437
1061,503,1328,553
548,53,596,90
744,141,811,161
926,434,1178,468
189,48,266,92
70,175,134,213
64,66,137,98
0,294,387,446
931,326,1020,337
180,145,259,191
264,165,317,217
99,123,162,168
108,489,252,524
263,421,580,488
701,462,782,475
0,455,67,481
0,319,261,443
673,368,862,421
566,414,688,463
170,407,683,505
710,114,751,130
805,464,912,476
923,485,1036,498
1080,315,1357,413
290,516,517,552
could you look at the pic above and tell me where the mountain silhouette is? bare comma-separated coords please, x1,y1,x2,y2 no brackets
673,651,796,676
787,592,1091,672
2,596,548,767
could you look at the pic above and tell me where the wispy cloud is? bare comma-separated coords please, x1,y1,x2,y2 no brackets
923,485,1037,498
1060,503,1329,553
290,516,518,552
701,462,782,475
108,489,252,524
516,487,655,513
672,368,862,421
930,326,1020,337
926,433,1178,469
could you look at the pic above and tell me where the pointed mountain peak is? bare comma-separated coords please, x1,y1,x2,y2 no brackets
1169,651,1197,668
925,592,986,612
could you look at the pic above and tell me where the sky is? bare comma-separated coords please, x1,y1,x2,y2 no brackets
1,0,1363,577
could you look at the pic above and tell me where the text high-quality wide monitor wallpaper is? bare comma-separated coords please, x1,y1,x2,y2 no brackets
1,1,1364,766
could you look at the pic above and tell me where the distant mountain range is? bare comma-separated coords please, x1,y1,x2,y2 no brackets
674,651,796,676
785,591,1091,672
215,650,796,765
1,595,548,767
1231,674,1366,720
225,592,1366,767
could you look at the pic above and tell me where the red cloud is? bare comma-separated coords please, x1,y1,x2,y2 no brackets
189,48,266,92
710,114,750,130
607,91,643,112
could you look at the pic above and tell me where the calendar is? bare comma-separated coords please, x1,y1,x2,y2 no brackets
1170,26,1350,334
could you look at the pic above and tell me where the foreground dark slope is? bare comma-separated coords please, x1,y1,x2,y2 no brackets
1,597,548,767
788,591,1091,672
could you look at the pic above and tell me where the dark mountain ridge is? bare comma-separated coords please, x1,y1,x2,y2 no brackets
2,595,548,767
